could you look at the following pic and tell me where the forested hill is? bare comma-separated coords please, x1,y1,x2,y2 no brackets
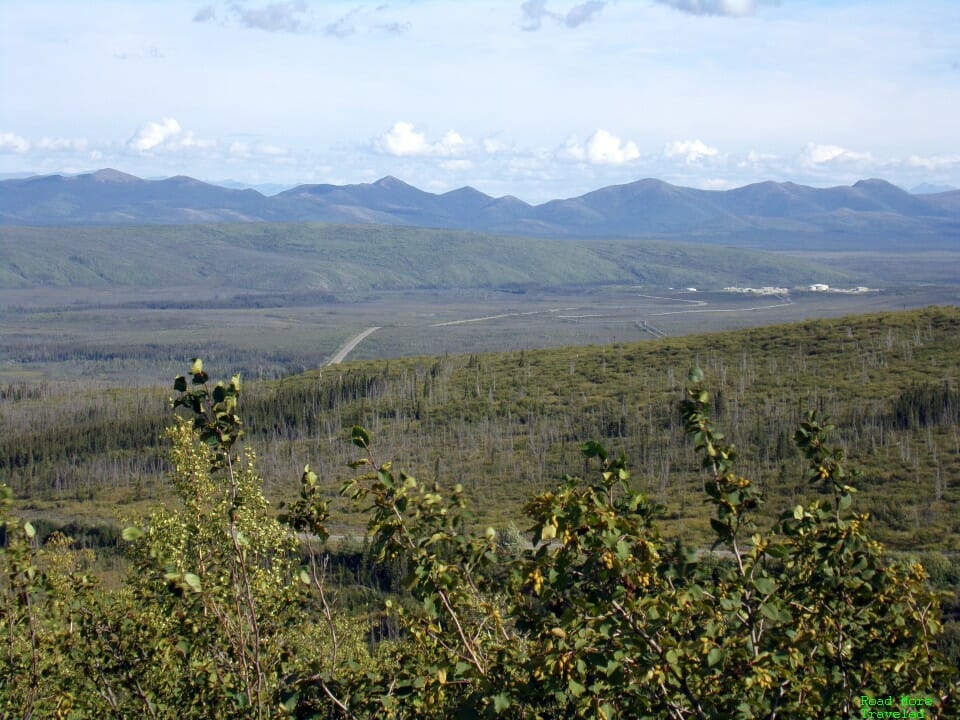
4,306,958,552
0,223,861,291
2,169,959,249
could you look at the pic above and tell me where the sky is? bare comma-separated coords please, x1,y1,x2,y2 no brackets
1,0,958,202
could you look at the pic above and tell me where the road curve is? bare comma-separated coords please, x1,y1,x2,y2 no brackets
326,326,381,365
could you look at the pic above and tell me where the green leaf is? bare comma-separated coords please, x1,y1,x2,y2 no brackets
183,573,202,593
279,689,300,712
766,543,789,559
23,521,35,539
753,576,777,595
567,679,586,697
688,367,704,383
492,694,511,713
121,526,143,542
710,518,732,539
581,440,607,460
760,601,788,622
707,647,723,667
351,425,370,448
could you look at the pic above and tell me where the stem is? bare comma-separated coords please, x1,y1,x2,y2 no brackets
611,600,707,720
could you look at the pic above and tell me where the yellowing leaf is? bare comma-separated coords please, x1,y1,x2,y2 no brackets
541,521,557,541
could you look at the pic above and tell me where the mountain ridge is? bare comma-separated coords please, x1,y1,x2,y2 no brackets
2,169,958,250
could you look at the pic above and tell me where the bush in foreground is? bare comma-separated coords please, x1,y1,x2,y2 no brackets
0,362,956,718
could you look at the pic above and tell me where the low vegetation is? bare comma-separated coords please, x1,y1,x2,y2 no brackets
1,359,956,717
3,307,958,552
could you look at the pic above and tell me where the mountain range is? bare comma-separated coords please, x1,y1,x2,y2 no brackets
2,169,959,250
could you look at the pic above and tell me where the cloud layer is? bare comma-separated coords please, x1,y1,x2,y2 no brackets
664,140,720,163
232,1,309,33
654,0,766,17
521,0,608,30
2,1,958,200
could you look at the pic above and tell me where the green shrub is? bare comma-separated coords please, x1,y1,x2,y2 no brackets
1,362,956,718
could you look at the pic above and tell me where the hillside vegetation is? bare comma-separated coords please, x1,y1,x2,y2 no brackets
4,306,958,554
1,343,957,717
0,223,862,292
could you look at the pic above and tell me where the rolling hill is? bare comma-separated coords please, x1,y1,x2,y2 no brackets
0,223,861,292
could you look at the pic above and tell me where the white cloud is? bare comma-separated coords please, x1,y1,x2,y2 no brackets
483,138,509,154
737,150,777,169
0,132,30,153
906,153,960,171
520,0,559,31
521,1,608,31
228,141,251,158
654,0,765,17
128,118,216,153
800,142,871,167
437,130,466,155
129,118,183,151
584,129,640,165
232,1,309,33
375,122,468,157
664,139,719,163
565,1,606,28
376,21,411,35
803,143,845,164
228,140,288,158
258,144,287,156
325,7,360,37
193,5,217,23
377,121,428,155
559,135,586,161
37,137,88,152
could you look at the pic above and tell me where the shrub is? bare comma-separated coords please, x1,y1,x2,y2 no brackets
0,362,956,718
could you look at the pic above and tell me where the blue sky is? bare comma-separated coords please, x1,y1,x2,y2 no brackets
1,0,958,201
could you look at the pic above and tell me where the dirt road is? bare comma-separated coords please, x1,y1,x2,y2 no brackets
326,326,381,365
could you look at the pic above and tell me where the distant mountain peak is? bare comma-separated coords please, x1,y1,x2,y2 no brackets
89,168,142,183
373,175,410,188
442,185,489,198
1,171,957,252
853,178,903,190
